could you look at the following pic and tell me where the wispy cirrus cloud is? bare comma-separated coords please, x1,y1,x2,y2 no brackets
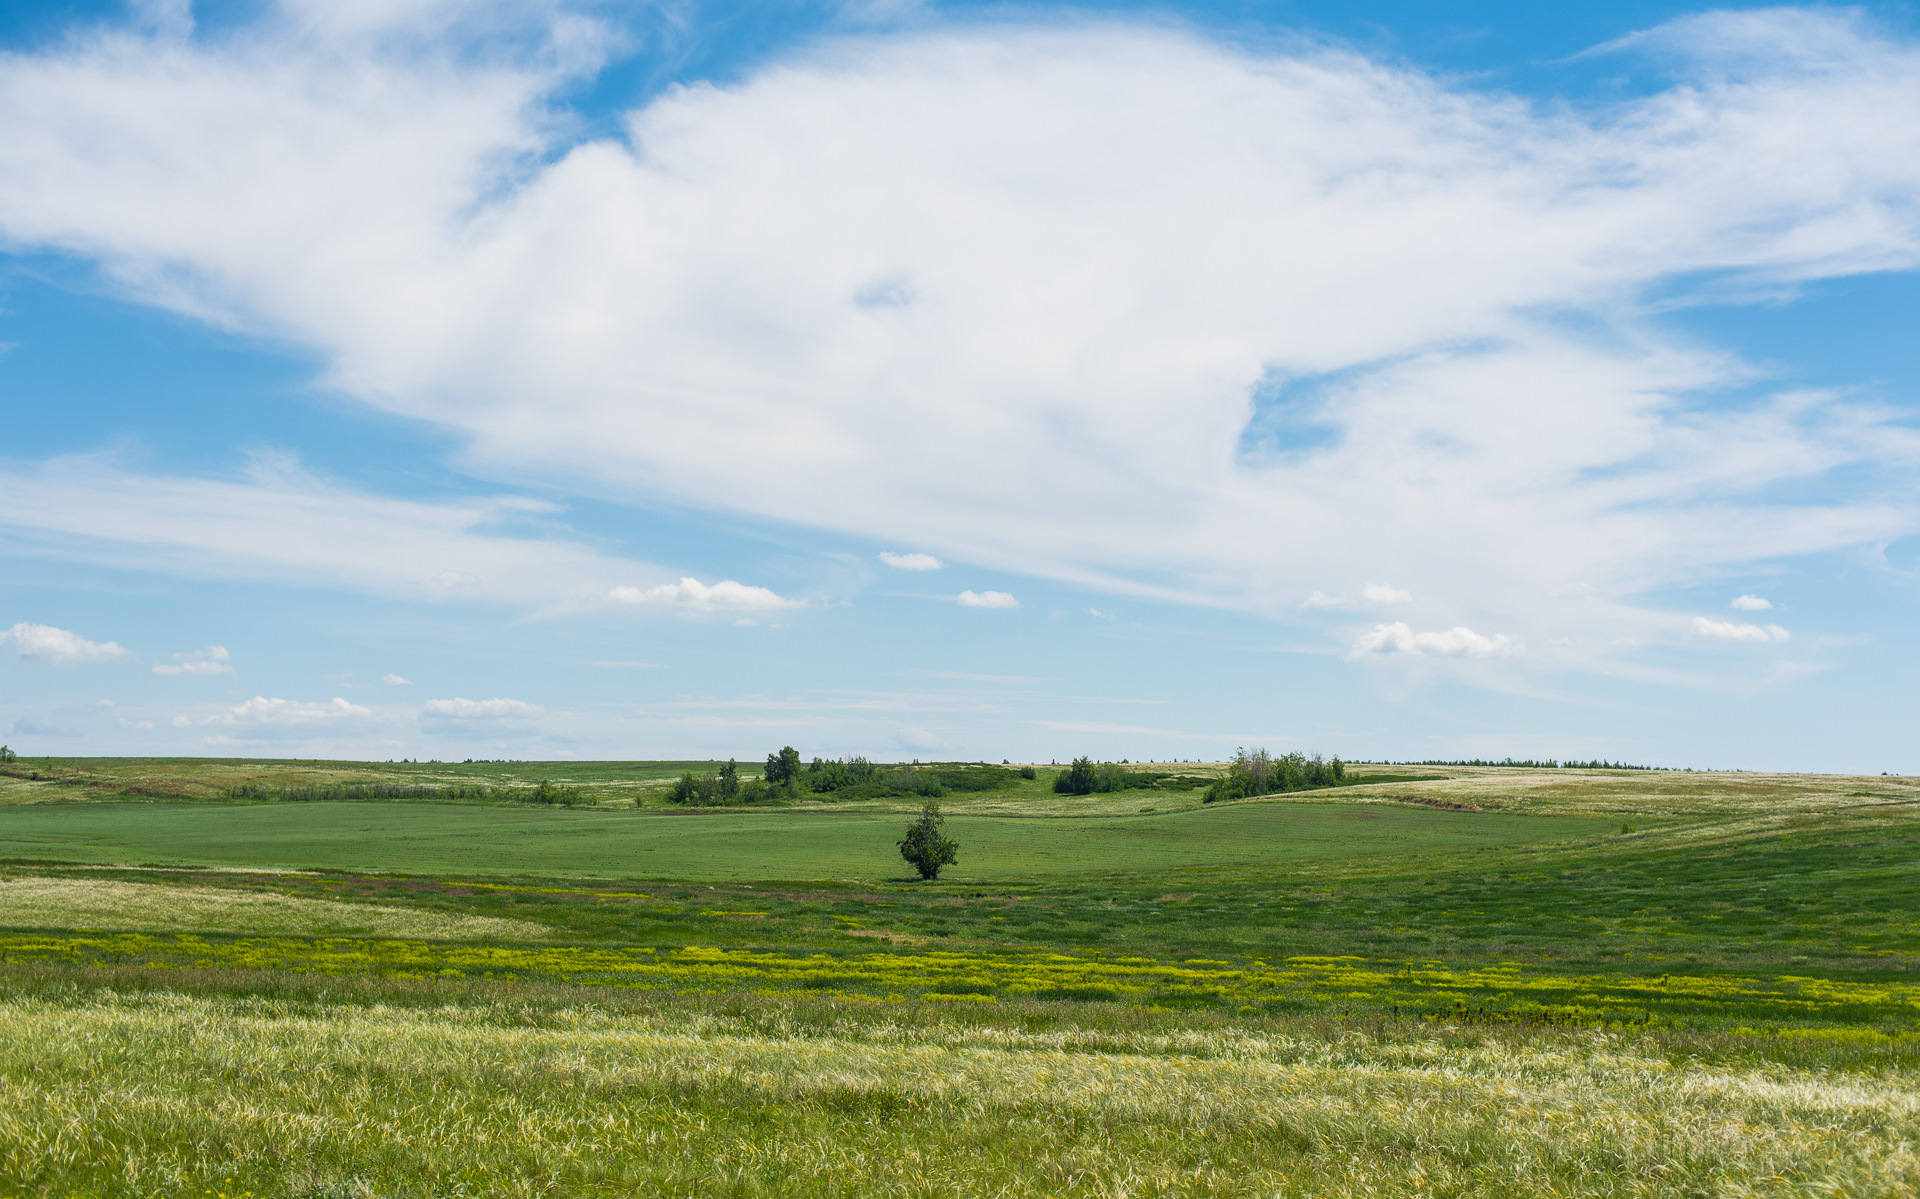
0,455,790,617
0,4,1915,689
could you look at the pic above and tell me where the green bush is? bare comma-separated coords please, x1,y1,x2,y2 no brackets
1203,748,1345,803
898,801,960,880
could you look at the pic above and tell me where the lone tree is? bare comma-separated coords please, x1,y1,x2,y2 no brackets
898,801,959,880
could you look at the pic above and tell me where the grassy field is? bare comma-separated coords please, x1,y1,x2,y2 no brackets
1,757,1917,1195
0,795,1608,879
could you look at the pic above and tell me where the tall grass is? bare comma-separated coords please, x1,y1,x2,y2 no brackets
0,984,1915,1197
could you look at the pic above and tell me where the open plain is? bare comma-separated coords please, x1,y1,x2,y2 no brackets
2,757,1918,1196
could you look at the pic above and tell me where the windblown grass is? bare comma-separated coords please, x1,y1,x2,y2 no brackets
0,877,549,940
1,987,1915,1197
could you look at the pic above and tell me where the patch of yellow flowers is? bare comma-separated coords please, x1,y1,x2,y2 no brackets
5,932,1917,1027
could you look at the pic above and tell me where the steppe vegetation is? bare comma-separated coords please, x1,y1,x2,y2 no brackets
1,753,1917,1195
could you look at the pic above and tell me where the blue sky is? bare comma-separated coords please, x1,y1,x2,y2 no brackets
2,1,1918,769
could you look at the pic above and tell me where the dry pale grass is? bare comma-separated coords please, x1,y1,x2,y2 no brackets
0,991,1915,1196
0,876,550,941
1334,767,1920,819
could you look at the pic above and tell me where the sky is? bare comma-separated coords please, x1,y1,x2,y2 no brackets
1,1,1918,770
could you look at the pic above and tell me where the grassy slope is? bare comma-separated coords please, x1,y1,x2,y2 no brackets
0,796,1605,879
2,985,1915,1199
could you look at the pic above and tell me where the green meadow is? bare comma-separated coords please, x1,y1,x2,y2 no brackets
0,795,1606,880
2,756,1918,1196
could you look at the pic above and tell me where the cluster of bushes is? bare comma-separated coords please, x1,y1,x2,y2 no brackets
1050,757,1202,795
1203,748,1345,803
220,780,584,805
668,759,752,806
666,750,1046,806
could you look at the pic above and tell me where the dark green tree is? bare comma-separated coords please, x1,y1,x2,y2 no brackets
718,759,740,800
1054,755,1099,795
764,746,803,793
0,744,13,764
669,772,717,805
898,801,959,880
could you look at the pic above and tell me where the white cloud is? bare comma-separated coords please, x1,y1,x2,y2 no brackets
1353,622,1514,658
381,673,412,684
1087,608,1111,619
58,698,114,713
2,622,135,665
152,645,234,676
607,578,800,611
880,551,945,570
1691,617,1791,643
0,8,1916,679
0,455,780,616
422,697,545,719
117,717,155,730
1303,584,1413,610
1731,594,1774,611
1361,583,1413,605
209,696,373,726
957,590,1018,609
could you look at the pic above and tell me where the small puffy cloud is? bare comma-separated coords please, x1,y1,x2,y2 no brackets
609,578,800,611
1087,608,1111,619
1354,622,1514,658
58,698,114,713
422,697,545,719
208,696,373,727
957,590,1018,609
3,622,134,665
117,717,155,729
152,645,234,676
880,552,945,571
1691,617,1790,642
382,673,412,685
1731,594,1774,611
1303,585,1412,610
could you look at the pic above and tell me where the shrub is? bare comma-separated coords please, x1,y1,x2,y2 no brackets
1203,748,1345,803
1054,756,1099,795
898,801,960,881
669,772,719,806
1018,765,1037,780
